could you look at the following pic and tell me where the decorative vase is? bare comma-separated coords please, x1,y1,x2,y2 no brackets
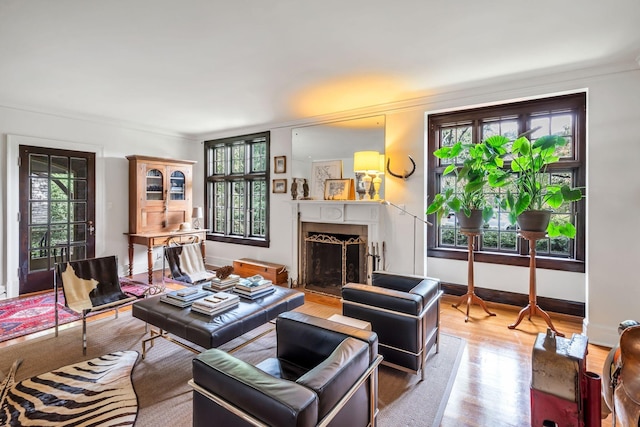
516,210,551,232
456,209,484,232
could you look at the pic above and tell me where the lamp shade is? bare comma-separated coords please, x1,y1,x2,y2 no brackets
378,154,385,173
354,151,380,173
192,206,203,219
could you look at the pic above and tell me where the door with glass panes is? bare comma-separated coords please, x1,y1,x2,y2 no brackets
18,146,96,294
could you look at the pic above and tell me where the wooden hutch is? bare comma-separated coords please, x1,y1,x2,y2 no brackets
125,155,206,283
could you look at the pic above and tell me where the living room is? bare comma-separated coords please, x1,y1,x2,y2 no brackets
1,1,640,425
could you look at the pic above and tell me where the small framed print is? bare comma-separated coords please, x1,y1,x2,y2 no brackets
273,179,287,193
274,156,286,174
324,178,353,201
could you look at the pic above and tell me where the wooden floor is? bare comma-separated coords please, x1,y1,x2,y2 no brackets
2,274,614,426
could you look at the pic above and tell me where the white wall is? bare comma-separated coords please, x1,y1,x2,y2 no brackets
201,64,640,347
0,107,200,298
1,63,638,346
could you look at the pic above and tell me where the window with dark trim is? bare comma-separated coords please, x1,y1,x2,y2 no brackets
204,131,270,247
427,93,586,272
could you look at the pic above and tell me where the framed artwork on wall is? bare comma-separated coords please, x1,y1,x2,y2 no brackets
310,160,342,200
273,179,287,193
274,156,286,174
324,178,354,201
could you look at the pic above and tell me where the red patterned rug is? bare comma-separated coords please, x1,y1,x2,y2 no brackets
0,278,152,344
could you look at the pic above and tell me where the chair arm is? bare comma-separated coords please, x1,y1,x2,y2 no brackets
193,349,318,427
276,312,379,371
296,337,369,420
342,282,423,316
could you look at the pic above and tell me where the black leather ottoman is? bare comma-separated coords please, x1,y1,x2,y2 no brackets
132,287,304,351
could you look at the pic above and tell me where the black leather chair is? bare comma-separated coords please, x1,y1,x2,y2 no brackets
342,271,442,380
190,311,382,427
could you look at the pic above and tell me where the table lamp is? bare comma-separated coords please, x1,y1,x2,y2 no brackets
354,151,380,200
192,206,203,229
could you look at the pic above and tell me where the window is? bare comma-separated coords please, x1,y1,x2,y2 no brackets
205,131,270,247
427,93,585,272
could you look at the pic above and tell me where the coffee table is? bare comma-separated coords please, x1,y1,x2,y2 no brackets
132,286,304,357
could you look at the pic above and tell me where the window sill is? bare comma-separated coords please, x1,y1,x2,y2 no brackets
427,247,585,273
207,234,269,248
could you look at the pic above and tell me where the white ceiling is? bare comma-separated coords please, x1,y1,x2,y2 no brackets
1,1,639,138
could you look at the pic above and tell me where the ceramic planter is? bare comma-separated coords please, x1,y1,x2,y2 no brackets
456,209,484,232
516,210,551,232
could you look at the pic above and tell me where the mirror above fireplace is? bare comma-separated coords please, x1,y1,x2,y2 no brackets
291,115,385,200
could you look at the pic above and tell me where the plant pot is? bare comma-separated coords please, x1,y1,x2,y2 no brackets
456,210,484,232
516,210,551,232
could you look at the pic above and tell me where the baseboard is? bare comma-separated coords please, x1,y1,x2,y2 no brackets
441,282,585,318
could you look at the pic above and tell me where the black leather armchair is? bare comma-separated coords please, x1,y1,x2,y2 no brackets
190,311,382,427
342,271,442,380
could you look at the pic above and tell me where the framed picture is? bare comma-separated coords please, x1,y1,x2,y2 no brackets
274,156,286,174
324,178,353,201
272,179,287,193
310,160,343,200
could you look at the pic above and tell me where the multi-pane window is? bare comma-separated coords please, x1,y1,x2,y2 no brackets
427,93,585,272
205,132,269,247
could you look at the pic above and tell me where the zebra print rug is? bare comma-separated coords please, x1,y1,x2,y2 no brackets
0,351,139,426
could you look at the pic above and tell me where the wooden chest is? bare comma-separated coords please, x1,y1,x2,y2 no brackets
233,258,288,286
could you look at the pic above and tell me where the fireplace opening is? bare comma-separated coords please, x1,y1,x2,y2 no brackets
303,231,366,297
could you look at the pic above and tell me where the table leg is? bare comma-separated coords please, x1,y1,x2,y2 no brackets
453,232,496,322
128,240,134,277
146,244,154,284
509,233,564,337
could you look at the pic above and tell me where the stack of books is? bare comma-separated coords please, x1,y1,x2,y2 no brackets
202,274,240,292
234,275,275,300
160,287,210,308
191,292,240,316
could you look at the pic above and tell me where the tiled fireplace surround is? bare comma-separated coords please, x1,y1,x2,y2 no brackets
290,201,384,291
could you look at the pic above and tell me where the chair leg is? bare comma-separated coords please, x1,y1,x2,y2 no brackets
82,311,88,355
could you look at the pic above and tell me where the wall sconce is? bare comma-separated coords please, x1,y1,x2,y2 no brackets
192,206,203,229
354,151,380,201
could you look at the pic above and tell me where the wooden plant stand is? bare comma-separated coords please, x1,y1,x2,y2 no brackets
452,230,496,322
508,230,564,337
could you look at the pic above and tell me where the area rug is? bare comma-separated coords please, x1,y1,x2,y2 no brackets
0,279,151,343
0,351,139,426
0,305,465,426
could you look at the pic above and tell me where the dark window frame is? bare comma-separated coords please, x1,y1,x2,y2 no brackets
204,131,270,247
427,93,586,273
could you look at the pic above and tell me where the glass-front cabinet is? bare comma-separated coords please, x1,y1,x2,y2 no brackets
127,155,196,234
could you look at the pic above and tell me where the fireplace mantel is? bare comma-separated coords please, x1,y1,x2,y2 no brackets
289,200,385,287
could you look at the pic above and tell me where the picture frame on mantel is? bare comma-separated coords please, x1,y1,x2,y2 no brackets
274,156,286,174
310,160,342,200
324,178,354,201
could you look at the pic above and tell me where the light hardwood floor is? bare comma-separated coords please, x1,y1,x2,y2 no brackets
2,278,614,426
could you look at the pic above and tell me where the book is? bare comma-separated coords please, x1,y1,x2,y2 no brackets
202,281,236,292
165,288,209,302
213,274,240,285
160,294,201,308
234,286,275,300
236,275,273,292
190,292,240,316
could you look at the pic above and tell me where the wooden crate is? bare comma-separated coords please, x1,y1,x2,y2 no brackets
233,258,288,286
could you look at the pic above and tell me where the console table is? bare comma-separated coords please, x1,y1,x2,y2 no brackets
508,230,564,337
125,229,207,284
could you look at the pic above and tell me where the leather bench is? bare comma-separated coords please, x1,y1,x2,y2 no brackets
132,286,304,350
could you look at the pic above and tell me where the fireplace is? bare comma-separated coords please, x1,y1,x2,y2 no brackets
300,222,368,296
290,200,384,296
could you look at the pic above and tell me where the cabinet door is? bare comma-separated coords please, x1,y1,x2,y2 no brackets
164,165,192,230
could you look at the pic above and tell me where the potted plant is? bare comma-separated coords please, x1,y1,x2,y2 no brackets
426,135,510,231
500,134,583,238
